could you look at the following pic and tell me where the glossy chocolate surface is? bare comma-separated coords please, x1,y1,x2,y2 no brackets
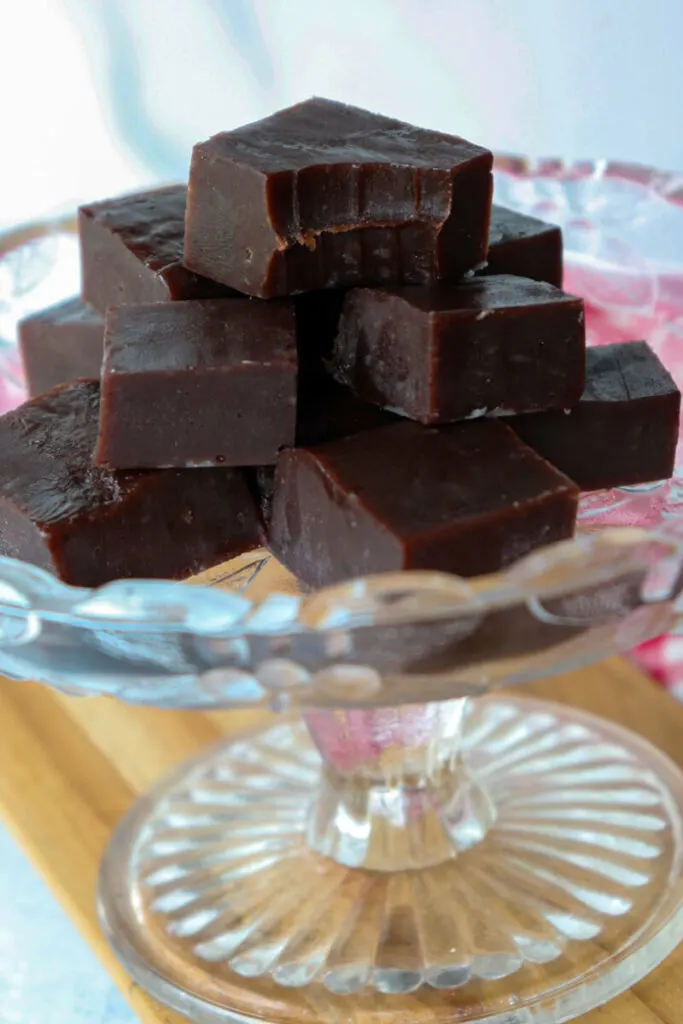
79,185,241,314
511,341,681,490
18,297,104,396
332,275,585,424
269,418,579,586
184,98,493,298
0,381,261,586
482,205,563,286
96,300,297,469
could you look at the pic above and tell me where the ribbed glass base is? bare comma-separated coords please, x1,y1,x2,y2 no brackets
98,695,683,1024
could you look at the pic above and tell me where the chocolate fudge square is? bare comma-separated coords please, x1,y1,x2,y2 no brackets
511,341,681,490
96,299,297,469
269,419,579,587
184,97,493,298
19,297,104,396
79,184,241,314
482,205,563,287
0,380,262,586
332,275,585,424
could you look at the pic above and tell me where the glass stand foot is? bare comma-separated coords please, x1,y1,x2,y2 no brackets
98,696,683,1024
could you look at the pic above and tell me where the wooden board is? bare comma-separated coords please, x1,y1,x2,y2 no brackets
0,659,682,1024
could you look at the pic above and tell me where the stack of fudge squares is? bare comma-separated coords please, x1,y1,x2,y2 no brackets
11,98,680,588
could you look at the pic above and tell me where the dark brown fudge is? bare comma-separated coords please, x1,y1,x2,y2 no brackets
79,185,241,314
18,297,104,397
0,380,262,586
269,419,579,587
510,341,681,490
184,97,493,298
96,300,297,469
250,378,398,527
482,205,563,286
332,275,585,424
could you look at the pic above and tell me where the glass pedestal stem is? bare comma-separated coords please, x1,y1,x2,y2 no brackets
304,698,497,870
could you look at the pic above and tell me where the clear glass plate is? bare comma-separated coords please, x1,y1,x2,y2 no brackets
2,161,683,1024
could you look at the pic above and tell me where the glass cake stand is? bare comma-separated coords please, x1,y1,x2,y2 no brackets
1,158,683,1024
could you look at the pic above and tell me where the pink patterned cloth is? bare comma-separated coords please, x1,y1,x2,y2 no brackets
0,349,27,412
635,637,672,686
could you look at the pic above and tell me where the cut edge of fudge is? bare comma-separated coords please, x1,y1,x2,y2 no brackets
510,340,681,490
18,297,104,397
483,204,563,286
78,184,242,313
0,380,263,586
96,299,298,470
331,275,586,424
268,419,579,587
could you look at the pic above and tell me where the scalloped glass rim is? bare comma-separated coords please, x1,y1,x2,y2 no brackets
0,526,673,634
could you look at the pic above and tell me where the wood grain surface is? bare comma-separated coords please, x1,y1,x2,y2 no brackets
0,657,681,1024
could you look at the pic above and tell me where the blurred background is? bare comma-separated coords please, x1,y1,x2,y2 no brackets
1,0,682,229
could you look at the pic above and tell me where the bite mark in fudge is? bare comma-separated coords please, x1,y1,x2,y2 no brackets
332,275,585,424
96,300,297,469
269,418,579,587
79,184,241,314
0,380,261,586
184,97,493,298
18,297,104,396
481,205,563,287
510,341,681,490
